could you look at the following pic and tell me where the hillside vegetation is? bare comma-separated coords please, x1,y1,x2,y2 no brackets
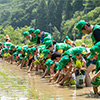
0,0,100,46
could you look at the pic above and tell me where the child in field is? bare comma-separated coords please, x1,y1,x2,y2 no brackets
73,47,87,88
41,49,53,74
49,52,62,82
64,36,72,46
55,55,74,85
42,59,54,78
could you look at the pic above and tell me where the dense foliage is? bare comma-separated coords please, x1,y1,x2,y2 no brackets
0,0,100,45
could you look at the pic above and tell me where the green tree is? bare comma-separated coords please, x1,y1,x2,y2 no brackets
55,0,64,31
83,0,95,12
52,26,61,42
35,0,48,31
0,0,11,4
64,0,73,20
48,0,57,31
0,25,30,45
72,0,84,12
93,0,100,7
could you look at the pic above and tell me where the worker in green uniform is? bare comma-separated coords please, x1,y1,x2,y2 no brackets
45,40,72,53
87,44,100,95
28,28,41,45
76,20,100,45
34,29,53,44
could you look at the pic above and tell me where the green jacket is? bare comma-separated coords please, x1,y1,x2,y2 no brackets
30,36,37,44
56,43,72,51
92,25,100,45
45,32,53,40
96,55,100,73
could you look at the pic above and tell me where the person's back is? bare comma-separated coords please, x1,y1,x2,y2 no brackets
91,25,100,44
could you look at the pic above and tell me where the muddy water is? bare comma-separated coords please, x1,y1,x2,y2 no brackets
0,59,100,100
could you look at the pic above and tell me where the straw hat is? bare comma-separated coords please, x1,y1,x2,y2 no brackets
4,35,10,39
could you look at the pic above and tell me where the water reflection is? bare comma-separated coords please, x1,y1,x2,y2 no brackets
0,59,100,100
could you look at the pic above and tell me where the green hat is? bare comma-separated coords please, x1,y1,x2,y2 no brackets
5,42,12,46
36,45,45,52
31,47,36,52
95,41,100,47
62,48,73,56
73,47,85,56
13,52,18,59
26,48,31,53
76,20,87,35
9,48,12,51
0,42,2,46
23,47,27,52
43,37,51,44
16,46,21,49
13,52,18,56
28,28,35,34
65,36,69,40
4,48,9,52
94,46,100,55
36,45,45,49
10,44,15,49
26,48,31,57
45,59,54,71
45,40,53,49
2,48,5,51
45,59,54,67
71,55,77,62
34,29,41,35
42,49,50,59
31,47,36,55
59,55,70,69
3,42,6,45
82,49,88,55
87,46,96,59
23,45,28,49
22,31,29,39
16,47,22,53
56,43,72,51
37,45,46,53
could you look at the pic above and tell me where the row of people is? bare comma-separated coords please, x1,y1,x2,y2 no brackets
0,21,100,95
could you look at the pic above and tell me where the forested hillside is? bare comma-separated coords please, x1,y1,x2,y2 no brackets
0,0,100,45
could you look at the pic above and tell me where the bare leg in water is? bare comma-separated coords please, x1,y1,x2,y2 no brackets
54,73,64,84
93,86,98,94
85,64,96,87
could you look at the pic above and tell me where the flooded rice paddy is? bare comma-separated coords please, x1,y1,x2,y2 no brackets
0,58,100,100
